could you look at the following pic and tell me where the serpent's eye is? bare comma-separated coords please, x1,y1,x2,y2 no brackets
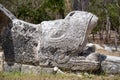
51,30,64,38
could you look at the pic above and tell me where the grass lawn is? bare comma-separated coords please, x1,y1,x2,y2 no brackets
0,71,120,80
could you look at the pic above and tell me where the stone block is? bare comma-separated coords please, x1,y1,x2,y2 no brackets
0,52,4,71
21,64,41,74
3,62,21,72
101,61,120,74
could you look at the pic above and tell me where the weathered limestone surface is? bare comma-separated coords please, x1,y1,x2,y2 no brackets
3,62,21,72
101,55,120,74
39,11,98,70
0,51,3,71
0,4,40,64
21,64,41,74
11,19,40,64
0,3,99,71
53,59,100,71
1,4,120,74
86,44,120,74
0,4,16,62
3,62,55,74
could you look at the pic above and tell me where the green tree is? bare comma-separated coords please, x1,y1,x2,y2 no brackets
0,0,65,23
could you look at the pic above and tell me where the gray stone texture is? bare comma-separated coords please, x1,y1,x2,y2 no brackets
101,55,120,74
39,11,98,70
11,19,40,64
2,4,120,74
0,3,99,69
101,61,120,74
3,62,21,72
0,51,4,71
0,4,101,72
0,4,16,62
21,64,41,74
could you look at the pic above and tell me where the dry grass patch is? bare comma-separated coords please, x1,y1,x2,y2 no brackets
0,72,120,80
96,49,120,57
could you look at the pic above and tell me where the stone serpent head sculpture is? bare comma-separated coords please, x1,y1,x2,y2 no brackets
0,4,98,71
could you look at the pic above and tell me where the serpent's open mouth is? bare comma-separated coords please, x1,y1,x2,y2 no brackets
86,14,98,36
